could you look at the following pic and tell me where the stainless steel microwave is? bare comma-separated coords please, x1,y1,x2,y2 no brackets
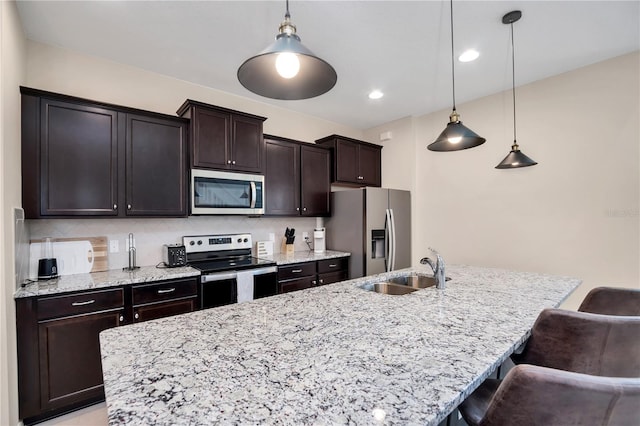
191,169,264,215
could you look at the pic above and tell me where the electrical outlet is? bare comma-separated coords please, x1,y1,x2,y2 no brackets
302,232,309,241
109,240,119,253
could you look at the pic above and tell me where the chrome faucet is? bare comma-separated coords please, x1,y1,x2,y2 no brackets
420,247,446,289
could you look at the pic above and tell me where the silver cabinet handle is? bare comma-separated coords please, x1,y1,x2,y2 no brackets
127,204,132,210
303,207,307,212
134,313,139,319
232,160,236,165
329,264,337,268
296,207,300,211
319,279,324,284
119,315,124,322
292,269,302,273
72,299,95,306
312,280,316,285
227,160,232,164
157,288,176,294
113,204,117,210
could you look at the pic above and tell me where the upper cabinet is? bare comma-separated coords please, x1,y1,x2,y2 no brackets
315,135,382,187
264,136,331,217
176,100,267,174
21,87,188,219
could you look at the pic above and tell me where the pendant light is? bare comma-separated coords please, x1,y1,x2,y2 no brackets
428,0,486,152
237,0,337,100
495,11,538,169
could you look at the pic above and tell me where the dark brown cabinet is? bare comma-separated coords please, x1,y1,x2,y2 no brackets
131,278,198,323
277,257,349,293
315,135,382,187
21,87,188,218
177,100,266,173
265,135,331,216
17,288,125,422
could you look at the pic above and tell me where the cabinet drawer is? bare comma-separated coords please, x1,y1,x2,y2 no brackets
277,262,315,281
133,298,197,323
132,279,197,305
318,270,349,286
37,288,124,320
317,257,349,274
280,277,315,294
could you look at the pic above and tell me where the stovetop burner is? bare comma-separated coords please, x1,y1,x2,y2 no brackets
183,233,275,274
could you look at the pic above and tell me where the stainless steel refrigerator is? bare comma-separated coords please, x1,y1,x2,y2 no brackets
326,188,411,279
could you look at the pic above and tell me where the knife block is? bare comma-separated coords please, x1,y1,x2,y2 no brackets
282,238,294,255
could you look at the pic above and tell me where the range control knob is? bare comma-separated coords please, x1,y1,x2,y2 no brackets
197,240,202,245
243,238,248,243
189,241,195,246
237,238,242,243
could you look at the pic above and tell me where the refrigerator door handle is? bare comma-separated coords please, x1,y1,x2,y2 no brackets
384,209,392,272
389,208,397,271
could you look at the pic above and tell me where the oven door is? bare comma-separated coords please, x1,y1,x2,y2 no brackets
237,266,278,303
200,271,237,309
191,169,264,215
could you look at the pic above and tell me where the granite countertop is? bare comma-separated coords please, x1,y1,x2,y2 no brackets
261,249,350,265
14,251,350,299
100,265,580,425
14,266,201,298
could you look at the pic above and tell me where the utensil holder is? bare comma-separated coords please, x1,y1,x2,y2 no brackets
282,238,294,255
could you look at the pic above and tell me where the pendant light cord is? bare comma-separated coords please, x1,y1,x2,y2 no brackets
285,0,290,19
450,0,456,111
510,21,517,143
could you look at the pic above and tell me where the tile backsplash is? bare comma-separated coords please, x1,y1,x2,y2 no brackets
28,216,322,271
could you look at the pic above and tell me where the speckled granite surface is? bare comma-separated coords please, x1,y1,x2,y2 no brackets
100,264,580,425
14,266,201,298
14,252,349,299
262,249,350,265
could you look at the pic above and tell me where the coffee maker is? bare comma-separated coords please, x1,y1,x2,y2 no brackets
313,228,326,253
37,237,58,280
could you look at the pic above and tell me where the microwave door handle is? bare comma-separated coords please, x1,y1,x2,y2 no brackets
250,182,257,209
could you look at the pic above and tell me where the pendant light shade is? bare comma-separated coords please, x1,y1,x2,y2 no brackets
237,0,337,100
495,10,537,169
428,0,485,152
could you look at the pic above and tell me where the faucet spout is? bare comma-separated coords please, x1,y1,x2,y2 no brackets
421,248,446,289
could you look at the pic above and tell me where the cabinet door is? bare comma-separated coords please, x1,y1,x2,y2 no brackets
38,310,123,410
40,99,118,216
300,145,331,216
358,144,382,187
231,115,263,173
125,114,187,216
192,107,229,170
265,139,300,215
133,298,196,323
317,270,349,286
335,139,359,184
280,277,315,293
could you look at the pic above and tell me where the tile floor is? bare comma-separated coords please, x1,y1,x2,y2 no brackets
39,402,107,426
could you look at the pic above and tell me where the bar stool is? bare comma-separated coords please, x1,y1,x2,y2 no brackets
578,286,640,316
459,364,640,426
511,308,640,377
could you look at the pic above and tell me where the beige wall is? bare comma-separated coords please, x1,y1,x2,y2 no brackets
25,41,363,143
1,1,26,425
401,51,639,310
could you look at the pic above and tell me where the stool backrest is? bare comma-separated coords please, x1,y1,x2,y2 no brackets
579,286,640,316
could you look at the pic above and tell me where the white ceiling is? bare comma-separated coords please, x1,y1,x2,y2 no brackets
16,1,640,130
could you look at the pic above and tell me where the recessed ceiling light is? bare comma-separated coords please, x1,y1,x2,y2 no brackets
368,90,384,100
458,49,480,62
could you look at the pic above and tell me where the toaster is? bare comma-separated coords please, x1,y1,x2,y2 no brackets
163,244,187,267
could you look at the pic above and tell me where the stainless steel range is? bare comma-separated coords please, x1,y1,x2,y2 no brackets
183,233,277,309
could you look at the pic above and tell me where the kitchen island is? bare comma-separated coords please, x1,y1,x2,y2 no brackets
100,265,580,425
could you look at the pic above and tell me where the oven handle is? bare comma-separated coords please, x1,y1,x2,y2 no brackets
243,266,277,276
201,271,237,283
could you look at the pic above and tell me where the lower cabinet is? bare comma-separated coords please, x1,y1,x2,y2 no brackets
16,277,199,424
131,278,198,323
278,257,350,294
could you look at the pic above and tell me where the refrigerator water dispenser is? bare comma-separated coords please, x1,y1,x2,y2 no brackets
371,229,385,258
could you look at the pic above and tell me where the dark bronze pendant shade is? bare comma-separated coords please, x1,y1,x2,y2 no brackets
495,10,537,169
428,0,485,152
237,0,337,100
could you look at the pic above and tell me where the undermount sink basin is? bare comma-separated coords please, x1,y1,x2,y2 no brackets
359,282,419,295
359,273,452,295
388,274,451,289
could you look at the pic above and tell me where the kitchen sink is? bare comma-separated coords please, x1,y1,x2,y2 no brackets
359,282,419,295
359,273,452,295
388,273,451,289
